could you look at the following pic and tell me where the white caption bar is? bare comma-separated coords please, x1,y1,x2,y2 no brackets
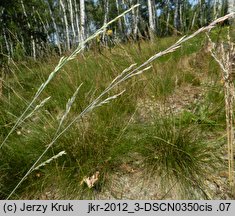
0,200,234,216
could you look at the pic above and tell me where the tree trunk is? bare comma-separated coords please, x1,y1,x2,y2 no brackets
228,0,235,41
102,0,109,43
121,0,128,36
174,0,180,34
199,0,206,27
60,0,70,51
165,0,170,34
115,0,123,36
147,0,155,41
228,0,235,14
130,0,139,40
21,0,36,60
47,1,62,55
74,0,80,44
179,0,183,31
80,0,86,47
69,0,76,46
213,0,218,19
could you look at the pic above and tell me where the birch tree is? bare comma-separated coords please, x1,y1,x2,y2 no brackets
179,0,183,31
228,0,235,14
198,0,207,27
165,0,170,34
69,0,76,45
115,0,123,36
60,0,70,51
213,0,219,19
80,0,86,46
121,0,129,36
130,0,139,40
47,0,62,55
174,0,180,34
74,0,81,44
228,0,235,39
102,0,109,42
21,0,36,59
147,0,155,41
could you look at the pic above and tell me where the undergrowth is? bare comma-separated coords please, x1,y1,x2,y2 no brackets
0,27,230,199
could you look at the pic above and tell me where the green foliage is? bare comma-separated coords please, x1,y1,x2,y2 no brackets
0,0,230,60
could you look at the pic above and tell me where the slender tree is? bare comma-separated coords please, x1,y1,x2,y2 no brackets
68,0,76,46
47,0,62,55
74,0,81,44
115,0,123,36
228,0,235,39
60,0,70,50
121,0,129,36
102,0,109,42
21,0,36,59
130,0,140,40
147,0,155,41
80,0,86,46
174,0,180,34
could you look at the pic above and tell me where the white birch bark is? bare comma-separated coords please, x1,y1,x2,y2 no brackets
32,6,41,56
69,0,76,45
213,0,218,19
228,0,235,13
152,0,156,30
131,0,136,37
80,0,85,46
115,0,123,35
134,0,140,39
60,0,70,51
218,0,223,16
174,0,179,34
228,0,235,39
121,0,128,35
21,0,36,60
47,1,62,55
102,0,109,42
130,0,139,40
74,0,80,44
147,0,155,41
166,0,170,34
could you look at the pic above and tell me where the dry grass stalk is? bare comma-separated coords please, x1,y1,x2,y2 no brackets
207,30,235,192
33,151,66,171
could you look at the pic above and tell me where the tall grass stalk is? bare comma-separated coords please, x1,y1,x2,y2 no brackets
207,30,235,191
33,151,66,171
7,13,234,199
0,4,140,150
